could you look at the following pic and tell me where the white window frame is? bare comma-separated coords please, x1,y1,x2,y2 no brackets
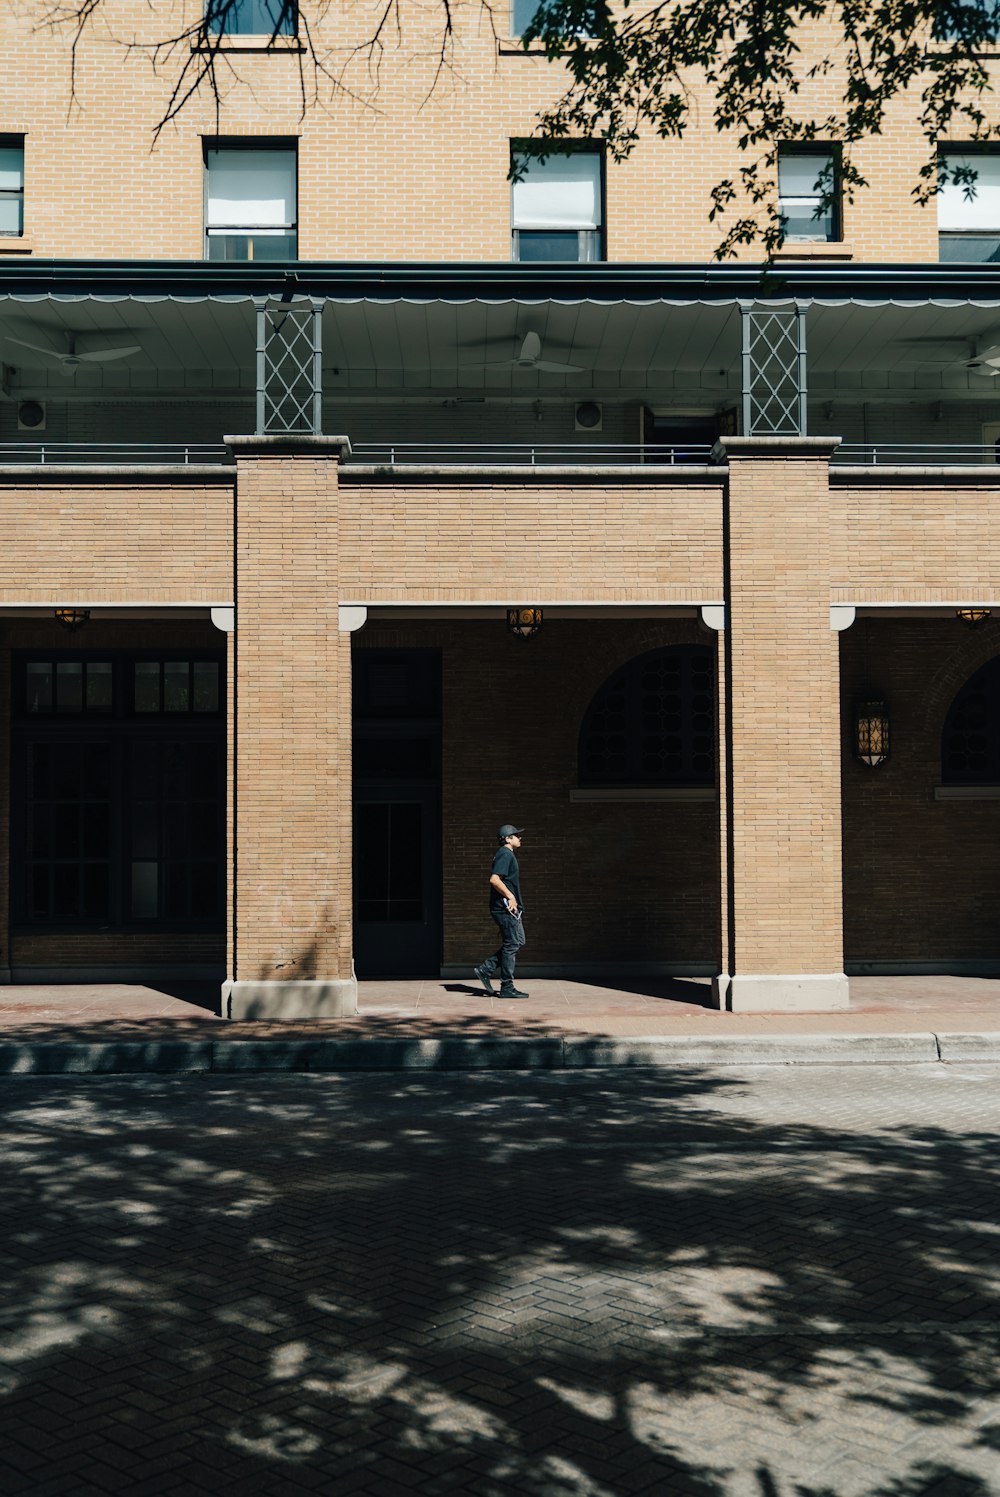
777,146,840,243
510,148,604,262
203,142,298,261
938,149,1000,261
204,0,297,36
0,136,25,238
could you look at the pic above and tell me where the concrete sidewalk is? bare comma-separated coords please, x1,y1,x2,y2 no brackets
0,974,998,1073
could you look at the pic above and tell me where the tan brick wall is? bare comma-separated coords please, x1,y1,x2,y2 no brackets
339,476,724,601
842,617,1000,963
832,476,1000,602
0,476,234,603
0,4,968,263
723,444,845,975
356,618,721,968
231,450,353,983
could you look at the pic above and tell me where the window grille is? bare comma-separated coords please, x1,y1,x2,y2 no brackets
578,645,715,787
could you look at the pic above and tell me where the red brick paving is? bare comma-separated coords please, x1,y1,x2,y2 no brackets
0,973,997,1041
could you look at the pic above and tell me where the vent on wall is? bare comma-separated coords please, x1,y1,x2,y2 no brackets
575,401,603,432
17,400,46,432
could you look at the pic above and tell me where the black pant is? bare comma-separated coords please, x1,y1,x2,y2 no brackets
480,906,526,991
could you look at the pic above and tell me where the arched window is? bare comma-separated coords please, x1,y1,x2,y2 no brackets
941,655,1000,783
578,645,715,787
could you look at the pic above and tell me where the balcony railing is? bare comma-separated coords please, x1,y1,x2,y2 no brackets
831,444,1000,466
347,442,718,465
2,440,1000,468
0,443,231,465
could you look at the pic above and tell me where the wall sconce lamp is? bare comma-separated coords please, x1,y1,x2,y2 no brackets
54,608,90,632
956,607,992,628
507,607,543,640
854,699,890,767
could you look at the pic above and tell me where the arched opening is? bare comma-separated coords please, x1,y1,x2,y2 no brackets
941,655,1000,784
578,644,715,788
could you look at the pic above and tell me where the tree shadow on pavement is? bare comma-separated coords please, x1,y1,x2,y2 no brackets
0,1066,997,1495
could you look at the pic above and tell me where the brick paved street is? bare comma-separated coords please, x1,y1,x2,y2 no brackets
0,1065,997,1496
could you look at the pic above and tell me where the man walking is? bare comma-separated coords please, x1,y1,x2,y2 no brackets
474,824,529,999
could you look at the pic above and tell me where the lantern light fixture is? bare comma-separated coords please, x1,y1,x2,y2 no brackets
53,608,90,632
506,606,543,640
956,606,992,629
854,699,890,768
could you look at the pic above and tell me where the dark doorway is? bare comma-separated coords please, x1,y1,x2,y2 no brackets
352,650,442,976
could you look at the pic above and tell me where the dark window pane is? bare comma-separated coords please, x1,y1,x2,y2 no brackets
135,663,160,713
190,806,218,856
356,804,389,904
53,804,80,858
193,662,220,713
82,864,110,919
131,862,158,918
26,663,52,713
86,663,113,711
55,662,83,713
29,865,49,918
939,234,1000,263
516,230,583,262
29,805,50,856
51,749,80,800
29,743,50,795
164,864,188,919
189,863,219,916
131,801,158,859
53,864,79,919
164,662,190,712
83,803,110,858
82,743,112,797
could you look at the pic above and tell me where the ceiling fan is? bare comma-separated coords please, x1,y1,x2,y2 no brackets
895,335,1000,376
2,328,141,374
463,331,585,374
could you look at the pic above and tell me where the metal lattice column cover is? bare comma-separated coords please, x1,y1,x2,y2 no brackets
256,297,323,435
740,303,808,436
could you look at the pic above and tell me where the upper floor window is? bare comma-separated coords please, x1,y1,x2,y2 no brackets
938,149,1000,261
510,0,596,37
204,143,297,261
0,137,24,237
511,148,603,262
777,146,840,242
205,0,296,35
578,646,715,787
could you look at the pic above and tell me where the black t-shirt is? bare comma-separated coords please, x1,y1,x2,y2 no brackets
489,846,522,912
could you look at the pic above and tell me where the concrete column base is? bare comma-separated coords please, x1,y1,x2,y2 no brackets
712,973,850,1012
223,978,359,1021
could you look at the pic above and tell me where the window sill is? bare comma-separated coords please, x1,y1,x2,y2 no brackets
570,786,716,803
934,784,1000,800
0,237,32,254
192,35,305,52
771,241,853,260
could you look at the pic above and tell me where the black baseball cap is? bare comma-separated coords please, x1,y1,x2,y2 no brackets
497,824,524,839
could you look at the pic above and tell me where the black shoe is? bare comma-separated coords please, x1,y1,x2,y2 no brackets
499,987,530,999
473,964,497,995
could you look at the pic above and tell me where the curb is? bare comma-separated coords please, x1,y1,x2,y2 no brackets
0,1030,998,1076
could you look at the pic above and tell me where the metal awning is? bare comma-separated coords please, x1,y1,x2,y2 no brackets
5,261,1000,402
1,257,1000,305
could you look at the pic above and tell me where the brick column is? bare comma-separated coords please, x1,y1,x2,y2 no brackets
223,436,357,1020
0,637,10,984
714,437,848,1011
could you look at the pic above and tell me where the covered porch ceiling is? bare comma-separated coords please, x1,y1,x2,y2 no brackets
4,262,1000,403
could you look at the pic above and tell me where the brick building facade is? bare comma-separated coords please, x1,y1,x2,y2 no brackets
2,4,1000,1014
